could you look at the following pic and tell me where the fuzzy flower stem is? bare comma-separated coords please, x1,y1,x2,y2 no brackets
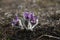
32,19,38,29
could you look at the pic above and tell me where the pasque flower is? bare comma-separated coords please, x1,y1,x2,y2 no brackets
23,11,38,23
23,11,34,20
23,11,29,20
28,12,34,20
11,11,38,31
12,15,19,26
30,16,38,24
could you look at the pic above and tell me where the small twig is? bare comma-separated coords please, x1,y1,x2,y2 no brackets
36,34,60,40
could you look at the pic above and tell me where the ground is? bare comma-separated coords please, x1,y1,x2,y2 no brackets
0,0,60,40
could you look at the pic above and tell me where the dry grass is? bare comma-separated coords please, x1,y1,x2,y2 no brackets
0,0,60,40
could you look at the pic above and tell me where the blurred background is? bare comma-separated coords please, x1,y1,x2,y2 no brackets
0,0,60,40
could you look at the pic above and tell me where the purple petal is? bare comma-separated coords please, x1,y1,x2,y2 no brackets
23,11,37,21
15,15,19,20
12,14,20,26
30,16,38,24
28,12,34,20
23,11,29,19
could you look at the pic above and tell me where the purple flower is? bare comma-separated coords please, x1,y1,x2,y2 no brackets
12,15,19,25
23,11,38,23
23,11,34,20
15,15,19,20
23,11,29,20
28,12,34,20
30,16,38,24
